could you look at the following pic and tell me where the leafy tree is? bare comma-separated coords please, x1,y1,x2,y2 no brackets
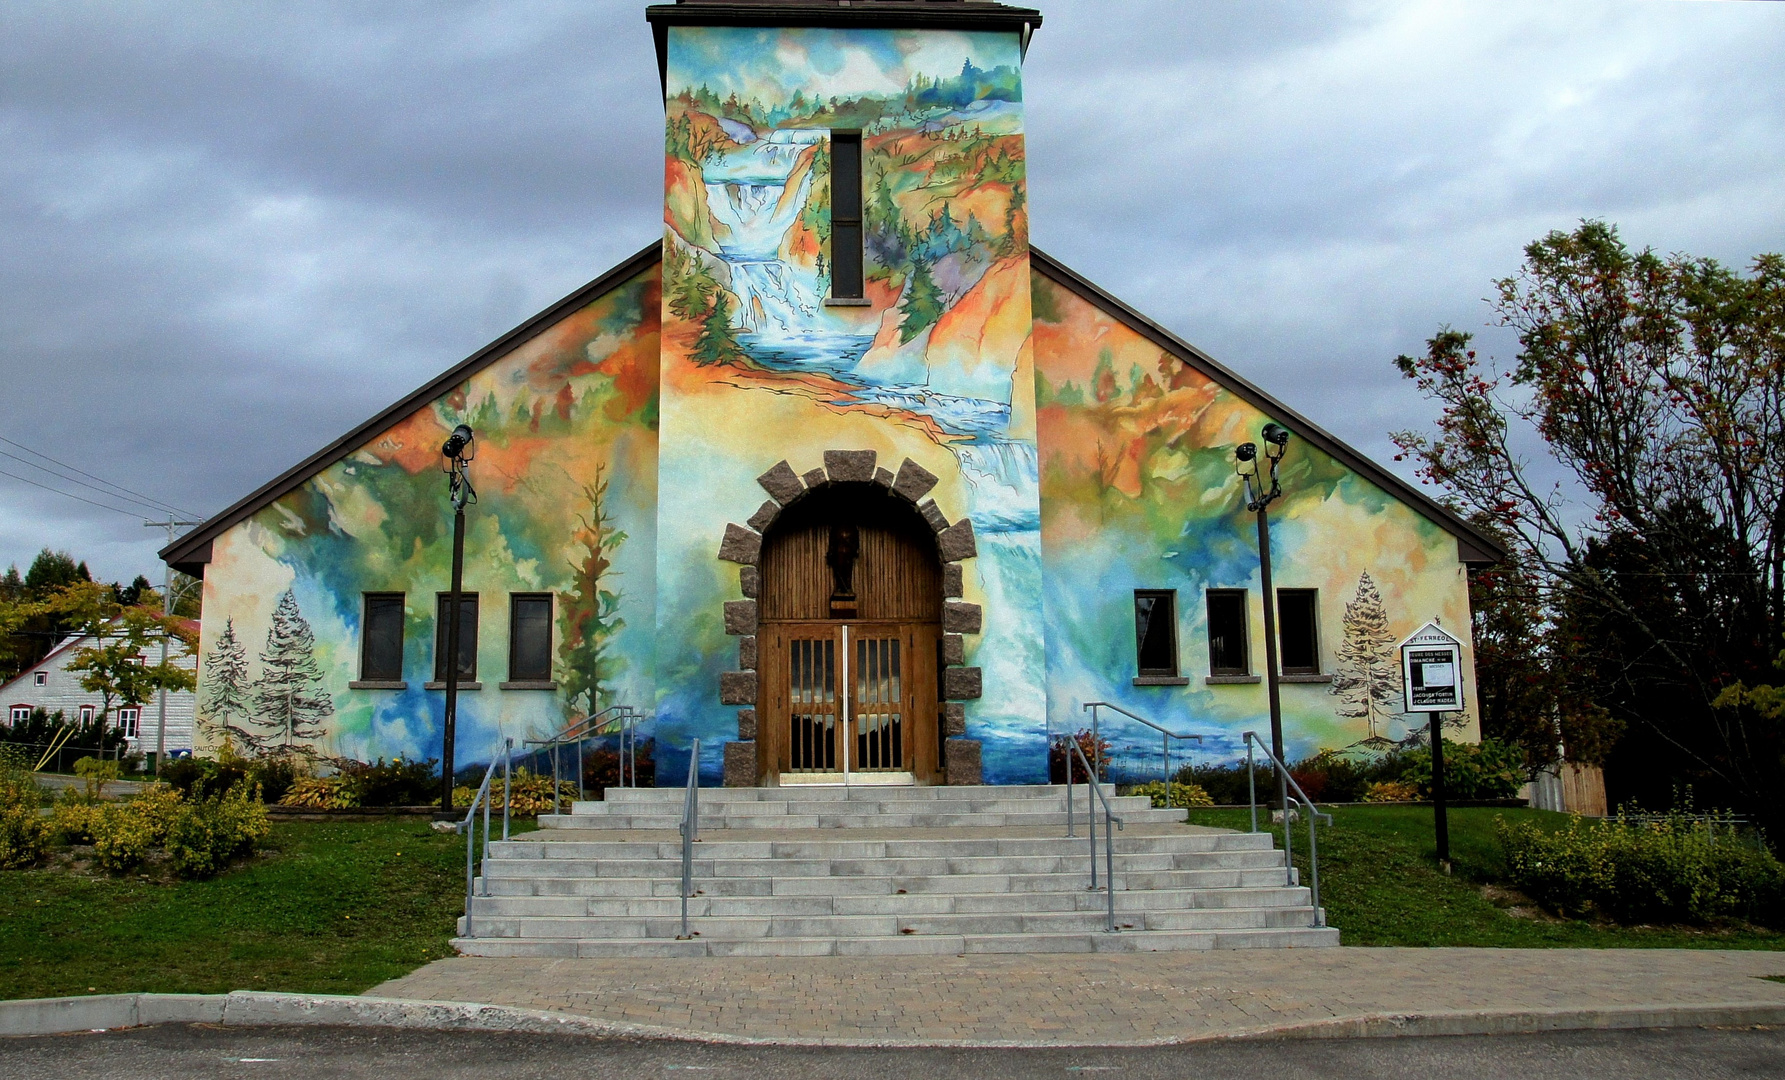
560,466,628,722
251,589,333,751
898,258,944,344
199,617,260,751
1329,572,1402,742
1392,220,1785,829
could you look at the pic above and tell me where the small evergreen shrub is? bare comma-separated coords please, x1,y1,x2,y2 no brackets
1130,780,1215,809
164,784,270,879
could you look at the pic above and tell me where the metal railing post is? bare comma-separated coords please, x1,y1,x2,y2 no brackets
1247,736,1258,833
1241,731,1330,928
502,738,512,841
678,738,701,941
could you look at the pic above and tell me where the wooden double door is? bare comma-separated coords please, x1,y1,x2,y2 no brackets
759,620,940,782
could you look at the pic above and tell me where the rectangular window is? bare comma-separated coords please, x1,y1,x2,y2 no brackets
830,131,864,299
1206,589,1250,676
360,593,406,682
508,594,553,683
1132,590,1179,677
32,672,46,686
1277,589,1320,675
118,707,140,738
434,593,479,682
9,705,29,723
79,704,96,724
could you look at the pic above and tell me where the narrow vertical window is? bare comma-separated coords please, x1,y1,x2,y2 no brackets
830,131,864,299
1206,589,1251,676
79,704,96,724
1277,589,1320,675
508,594,554,684
360,593,406,682
434,593,479,682
1133,590,1179,678
118,707,140,738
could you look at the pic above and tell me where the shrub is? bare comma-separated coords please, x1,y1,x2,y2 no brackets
50,795,102,844
88,785,187,872
278,776,359,810
0,748,47,869
339,757,437,807
1363,780,1421,803
1499,810,1785,926
583,738,656,791
1047,730,1110,784
163,784,270,879
1130,780,1215,809
245,756,302,805
1400,739,1525,800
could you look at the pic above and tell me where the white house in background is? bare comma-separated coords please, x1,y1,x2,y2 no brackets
0,618,199,756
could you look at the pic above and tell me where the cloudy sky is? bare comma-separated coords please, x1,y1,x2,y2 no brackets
2,0,1782,584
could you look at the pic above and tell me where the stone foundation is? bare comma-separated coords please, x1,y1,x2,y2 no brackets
944,738,982,785
723,741,757,787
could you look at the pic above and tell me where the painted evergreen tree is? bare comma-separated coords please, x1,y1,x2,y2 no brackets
251,589,333,750
898,258,944,343
560,466,628,721
199,616,262,751
691,290,743,366
1329,571,1402,740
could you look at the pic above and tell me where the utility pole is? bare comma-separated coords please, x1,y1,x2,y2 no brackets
146,518,200,776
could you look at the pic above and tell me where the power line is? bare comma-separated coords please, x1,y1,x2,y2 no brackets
0,467,145,518
0,434,193,517
0,448,187,518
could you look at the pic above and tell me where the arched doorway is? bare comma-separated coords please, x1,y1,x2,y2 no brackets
756,482,943,784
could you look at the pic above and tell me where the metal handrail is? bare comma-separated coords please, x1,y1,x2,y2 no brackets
1063,737,1122,933
525,703,643,816
1243,731,1330,927
1082,701,1203,789
677,739,701,941
459,738,514,939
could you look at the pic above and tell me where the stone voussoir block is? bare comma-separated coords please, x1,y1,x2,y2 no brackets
893,458,939,503
918,500,950,534
942,633,966,667
738,635,758,670
719,670,758,706
722,599,759,636
739,565,760,599
757,461,805,505
723,742,758,788
943,666,983,700
824,449,877,483
746,501,780,533
736,708,758,741
872,467,894,488
937,518,978,562
943,562,963,597
717,523,762,565
942,702,967,737
944,601,983,635
802,467,829,490
945,738,983,786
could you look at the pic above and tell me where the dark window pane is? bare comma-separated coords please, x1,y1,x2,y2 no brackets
831,223,864,298
1133,590,1178,676
434,594,478,681
1207,590,1249,675
831,132,862,218
361,593,405,681
509,594,553,682
1277,589,1319,674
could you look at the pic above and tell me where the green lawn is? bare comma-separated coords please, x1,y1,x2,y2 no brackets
1184,805,1785,950
0,817,514,1000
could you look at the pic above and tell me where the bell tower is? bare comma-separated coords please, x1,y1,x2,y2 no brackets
646,0,1047,786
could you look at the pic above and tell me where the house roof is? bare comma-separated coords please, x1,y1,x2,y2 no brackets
163,242,1501,575
1029,248,1505,566
0,611,199,700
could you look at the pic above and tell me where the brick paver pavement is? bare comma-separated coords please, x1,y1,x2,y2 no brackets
369,948,1785,1046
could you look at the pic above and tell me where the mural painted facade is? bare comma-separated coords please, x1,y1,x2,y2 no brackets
170,2,1492,786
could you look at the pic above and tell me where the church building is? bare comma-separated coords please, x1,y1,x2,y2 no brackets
161,0,1500,788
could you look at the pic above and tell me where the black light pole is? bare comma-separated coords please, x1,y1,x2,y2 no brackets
1235,423,1292,804
440,424,476,813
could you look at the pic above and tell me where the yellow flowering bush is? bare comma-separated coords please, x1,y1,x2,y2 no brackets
164,783,270,879
1363,780,1421,803
1129,780,1216,809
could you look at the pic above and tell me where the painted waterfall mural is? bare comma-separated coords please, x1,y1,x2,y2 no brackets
656,25,1045,781
192,269,662,765
1031,270,1480,773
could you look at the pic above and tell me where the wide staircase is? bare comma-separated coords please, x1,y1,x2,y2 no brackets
452,784,1338,957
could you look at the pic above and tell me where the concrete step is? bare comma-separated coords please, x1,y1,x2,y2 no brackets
587,784,1115,804
537,809,1189,830
486,833,1279,860
466,884,1314,918
477,866,1299,896
477,850,1292,881
450,924,1339,958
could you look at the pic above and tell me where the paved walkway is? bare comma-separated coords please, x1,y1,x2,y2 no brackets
370,948,1785,1046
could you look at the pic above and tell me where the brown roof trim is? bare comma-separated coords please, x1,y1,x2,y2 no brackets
646,3,1042,98
160,241,664,576
1030,247,1506,567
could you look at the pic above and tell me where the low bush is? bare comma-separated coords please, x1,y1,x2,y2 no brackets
1047,730,1111,784
279,776,358,810
338,757,437,807
583,738,656,791
1363,780,1421,803
450,769,578,816
0,749,47,869
49,794,102,844
163,784,271,879
1499,810,1785,926
1401,739,1525,800
1129,780,1215,809
90,801,159,872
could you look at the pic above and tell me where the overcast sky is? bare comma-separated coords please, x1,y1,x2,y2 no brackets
2,0,1782,584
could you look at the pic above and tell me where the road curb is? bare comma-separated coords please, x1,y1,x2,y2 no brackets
1,992,1782,1046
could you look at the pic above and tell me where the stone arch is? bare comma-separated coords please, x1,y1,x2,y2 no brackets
714,450,984,785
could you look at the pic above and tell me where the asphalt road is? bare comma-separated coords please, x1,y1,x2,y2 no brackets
0,1024,1781,1079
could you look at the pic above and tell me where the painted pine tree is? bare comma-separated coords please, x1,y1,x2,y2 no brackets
561,466,627,722
1329,571,1402,741
251,589,334,751
198,616,262,751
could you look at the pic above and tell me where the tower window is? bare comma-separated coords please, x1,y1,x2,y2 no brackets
1206,589,1250,676
1277,589,1320,675
1133,590,1179,678
360,593,405,682
434,593,479,682
830,131,863,299
508,594,554,683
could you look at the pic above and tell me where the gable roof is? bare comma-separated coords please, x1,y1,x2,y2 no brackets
162,240,1502,576
0,613,200,700
159,242,662,576
1029,248,1504,566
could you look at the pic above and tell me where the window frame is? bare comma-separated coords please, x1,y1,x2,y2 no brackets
1276,588,1322,676
433,592,480,683
506,592,555,686
828,130,864,300
118,707,140,738
9,705,31,723
32,672,46,686
1131,589,1181,680
359,592,407,684
78,704,96,724
1205,588,1252,677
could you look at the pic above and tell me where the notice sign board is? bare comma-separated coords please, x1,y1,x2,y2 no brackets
1399,621,1462,713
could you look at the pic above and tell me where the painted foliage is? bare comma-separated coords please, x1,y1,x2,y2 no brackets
1032,270,1479,772
655,26,1045,781
194,269,662,765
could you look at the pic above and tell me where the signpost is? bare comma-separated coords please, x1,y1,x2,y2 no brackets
1400,621,1463,870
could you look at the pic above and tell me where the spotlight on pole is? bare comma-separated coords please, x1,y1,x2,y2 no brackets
439,424,476,813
